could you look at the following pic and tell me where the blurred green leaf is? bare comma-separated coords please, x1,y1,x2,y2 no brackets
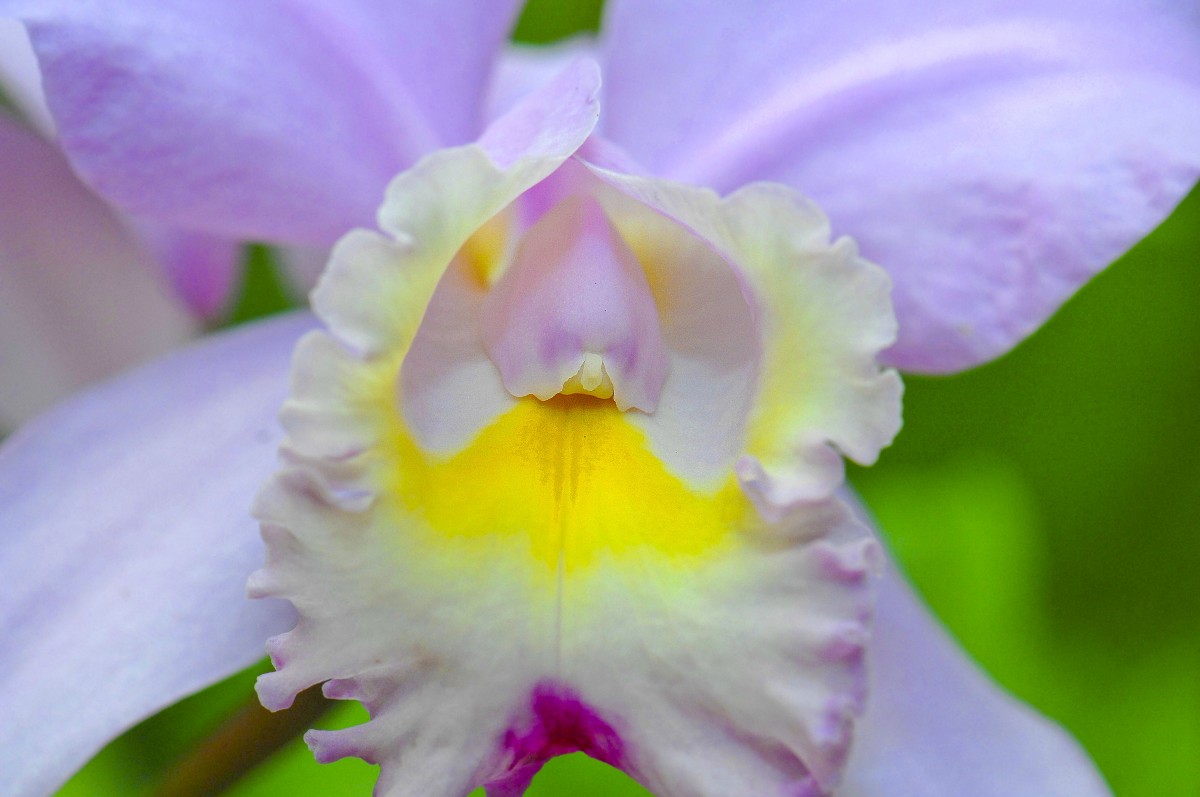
220,244,303,328
1058,640,1200,797
525,753,651,796
513,0,604,43
55,746,134,797
855,457,1048,692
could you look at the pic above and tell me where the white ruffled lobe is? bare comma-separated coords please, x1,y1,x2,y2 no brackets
251,61,902,797
589,171,904,515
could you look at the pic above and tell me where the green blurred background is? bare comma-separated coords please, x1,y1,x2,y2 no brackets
55,1,1200,795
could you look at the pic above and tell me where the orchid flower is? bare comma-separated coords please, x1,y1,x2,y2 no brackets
1,1,1198,796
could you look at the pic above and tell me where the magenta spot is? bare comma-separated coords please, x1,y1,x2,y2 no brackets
482,681,627,796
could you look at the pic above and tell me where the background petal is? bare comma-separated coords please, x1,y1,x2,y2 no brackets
600,0,1200,371
135,224,243,320
0,114,194,429
486,38,598,123
842,558,1111,796
2,0,524,245
0,312,313,797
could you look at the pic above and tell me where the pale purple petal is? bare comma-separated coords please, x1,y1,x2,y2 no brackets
354,0,526,146
841,560,1111,796
486,38,598,123
475,57,602,171
2,19,245,322
0,115,195,429
601,0,1200,371
1,0,524,245
136,224,243,320
0,312,314,797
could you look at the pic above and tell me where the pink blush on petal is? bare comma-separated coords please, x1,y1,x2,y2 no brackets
479,193,669,412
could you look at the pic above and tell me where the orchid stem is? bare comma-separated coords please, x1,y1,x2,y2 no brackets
152,686,332,797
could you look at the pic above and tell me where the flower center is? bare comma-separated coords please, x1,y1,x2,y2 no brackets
560,352,615,400
479,194,669,412
378,392,749,576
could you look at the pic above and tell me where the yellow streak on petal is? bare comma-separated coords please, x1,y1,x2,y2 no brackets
382,394,748,573
462,210,511,288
